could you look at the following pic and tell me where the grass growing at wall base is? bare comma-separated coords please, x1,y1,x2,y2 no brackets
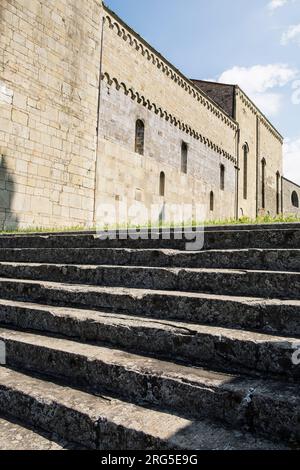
0,214,300,235
202,214,300,226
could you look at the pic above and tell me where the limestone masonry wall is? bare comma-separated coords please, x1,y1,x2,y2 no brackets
235,92,258,220
0,1,291,228
282,178,300,217
97,83,236,222
236,89,283,218
101,8,238,161
0,0,103,229
257,114,283,216
96,6,237,222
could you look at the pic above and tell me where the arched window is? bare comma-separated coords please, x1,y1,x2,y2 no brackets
210,191,214,212
276,172,281,214
261,158,266,209
292,191,299,208
159,171,165,197
220,164,225,191
135,119,145,155
181,142,188,174
243,144,248,200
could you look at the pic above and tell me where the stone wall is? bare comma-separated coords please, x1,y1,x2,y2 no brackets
0,1,287,229
236,89,283,218
257,116,283,216
282,177,300,217
0,0,103,229
96,83,236,223
235,92,258,219
191,82,284,219
95,6,237,223
101,7,238,160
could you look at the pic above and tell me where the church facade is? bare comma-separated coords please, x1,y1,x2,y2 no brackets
0,0,299,229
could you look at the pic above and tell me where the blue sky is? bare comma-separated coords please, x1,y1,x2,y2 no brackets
105,0,300,183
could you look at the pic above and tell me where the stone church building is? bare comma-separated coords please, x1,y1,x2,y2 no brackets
0,0,299,229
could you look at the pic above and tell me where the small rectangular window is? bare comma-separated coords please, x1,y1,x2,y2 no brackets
220,165,225,191
181,142,188,174
135,120,145,155
159,172,165,197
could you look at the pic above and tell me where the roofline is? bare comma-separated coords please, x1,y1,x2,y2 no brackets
192,79,235,88
192,79,283,142
282,176,300,190
103,4,238,128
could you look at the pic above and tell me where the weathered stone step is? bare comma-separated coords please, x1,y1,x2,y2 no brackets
0,328,299,444
0,262,299,299
204,229,300,250
0,299,299,379
0,248,299,271
0,278,299,336
0,414,69,450
0,228,299,250
0,367,286,450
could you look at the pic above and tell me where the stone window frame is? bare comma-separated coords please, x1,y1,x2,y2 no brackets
159,171,166,197
292,191,299,208
210,191,214,212
135,119,145,155
220,164,225,191
181,141,188,174
243,143,249,200
261,158,266,210
276,171,281,214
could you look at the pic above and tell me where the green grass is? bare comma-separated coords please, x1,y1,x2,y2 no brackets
0,214,300,235
203,214,300,226
0,225,89,235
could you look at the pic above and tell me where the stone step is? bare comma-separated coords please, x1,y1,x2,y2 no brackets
0,262,298,299
204,228,300,250
0,328,299,444
0,367,286,450
0,278,299,336
0,248,299,272
0,414,70,450
0,299,299,379
0,228,299,250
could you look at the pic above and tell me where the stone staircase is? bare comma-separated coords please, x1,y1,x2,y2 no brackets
0,224,299,450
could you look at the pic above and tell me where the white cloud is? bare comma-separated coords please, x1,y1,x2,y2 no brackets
292,80,300,104
268,0,288,10
283,137,300,185
219,64,297,93
218,64,297,116
281,24,300,46
252,93,283,115
268,0,298,10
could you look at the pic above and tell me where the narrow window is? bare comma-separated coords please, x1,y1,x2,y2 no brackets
292,191,299,208
181,142,188,174
135,119,145,155
159,171,165,197
220,164,225,191
210,191,214,211
135,188,142,202
276,172,281,214
261,158,266,209
243,144,248,200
